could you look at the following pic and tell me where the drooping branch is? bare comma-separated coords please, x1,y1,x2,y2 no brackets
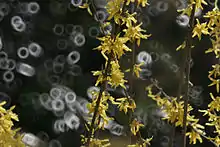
86,58,112,146
182,3,196,147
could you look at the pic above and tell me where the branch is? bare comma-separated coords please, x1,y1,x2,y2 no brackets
151,79,218,147
86,59,111,146
182,3,196,147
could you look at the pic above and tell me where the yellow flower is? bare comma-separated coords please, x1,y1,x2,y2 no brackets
112,97,136,114
192,19,209,40
106,0,124,21
208,77,220,93
190,0,207,10
79,3,92,15
208,93,220,111
141,137,153,146
92,70,105,86
108,60,127,89
127,137,153,147
204,10,220,28
126,0,149,7
186,130,203,144
209,64,220,78
81,135,111,147
121,11,137,26
133,62,144,77
123,23,151,46
95,34,131,60
176,41,186,51
0,102,25,147
130,119,144,136
87,92,114,129
205,39,220,58
213,136,220,146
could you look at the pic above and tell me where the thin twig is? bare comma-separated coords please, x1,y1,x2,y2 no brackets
86,1,126,145
86,59,111,146
85,1,112,145
189,122,218,147
182,3,196,147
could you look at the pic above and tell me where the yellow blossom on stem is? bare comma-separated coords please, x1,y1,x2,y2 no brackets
79,3,92,15
106,0,124,21
147,86,205,144
121,11,137,27
208,93,220,111
209,64,220,78
208,77,220,93
0,101,25,147
133,62,144,77
87,92,114,129
186,130,203,144
123,23,151,46
130,119,144,136
126,0,149,7
94,34,131,60
204,10,220,28
92,70,105,86
190,0,207,10
176,41,186,51
112,97,136,114
192,19,209,40
205,39,220,58
108,60,127,89
81,135,111,147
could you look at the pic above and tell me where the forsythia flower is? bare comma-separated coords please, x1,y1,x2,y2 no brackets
92,70,105,86
87,92,114,129
93,61,127,89
112,97,136,114
123,23,151,46
126,0,149,7
211,136,220,146
190,0,207,10
95,34,131,60
121,11,137,27
209,64,220,78
79,3,92,15
208,77,220,93
106,0,124,21
192,19,209,40
147,87,205,144
205,39,220,58
81,135,111,147
130,119,144,136
0,101,25,147
176,41,186,51
186,130,203,144
133,62,144,77
108,60,127,89
127,137,153,147
204,10,220,28
208,93,220,111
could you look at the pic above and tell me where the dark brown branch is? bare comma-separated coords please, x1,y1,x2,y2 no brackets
86,58,111,146
182,3,196,147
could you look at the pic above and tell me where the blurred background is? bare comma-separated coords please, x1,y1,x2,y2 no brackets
0,0,219,146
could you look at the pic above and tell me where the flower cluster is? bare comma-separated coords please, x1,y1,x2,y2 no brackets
79,0,152,146
146,86,205,144
175,0,220,146
0,101,25,147
81,134,111,147
178,0,207,16
127,137,153,147
198,5,220,146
